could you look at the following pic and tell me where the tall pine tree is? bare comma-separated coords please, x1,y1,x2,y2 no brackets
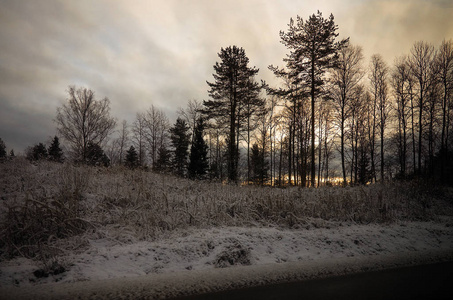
204,45,263,183
170,118,190,177
277,11,347,187
188,118,209,179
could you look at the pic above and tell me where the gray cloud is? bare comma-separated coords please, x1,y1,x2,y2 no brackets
0,0,452,153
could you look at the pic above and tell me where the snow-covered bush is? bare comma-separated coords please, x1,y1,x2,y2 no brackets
0,160,93,259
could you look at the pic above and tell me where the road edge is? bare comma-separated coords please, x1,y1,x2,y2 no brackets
1,249,452,299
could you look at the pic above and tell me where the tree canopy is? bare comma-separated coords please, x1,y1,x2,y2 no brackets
55,86,116,162
204,45,263,183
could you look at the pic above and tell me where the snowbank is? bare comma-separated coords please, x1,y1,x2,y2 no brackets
1,221,452,299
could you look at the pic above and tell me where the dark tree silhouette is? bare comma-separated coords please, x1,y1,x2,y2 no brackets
170,118,190,177
435,39,453,181
145,105,170,169
125,145,139,169
250,143,268,185
370,54,390,182
188,118,209,179
30,143,48,161
204,45,262,183
113,120,129,165
132,113,147,167
391,56,412,178
408,42,435,175
275,11,347,187
55,86,116,161
330,42,364,185
85,142,110,167
0,138,6,160
154,145,171,173
48,136,64,162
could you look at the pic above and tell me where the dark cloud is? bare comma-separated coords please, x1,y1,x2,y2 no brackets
1,0,452,152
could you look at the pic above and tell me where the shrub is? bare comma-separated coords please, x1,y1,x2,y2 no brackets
0,162,92,259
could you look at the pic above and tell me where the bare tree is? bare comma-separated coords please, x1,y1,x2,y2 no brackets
391,56,412,177
330,42,364,185
408,41,435,174
178,99,203,143
435,39,453,180
267,95,281,186
370,54,390,182
356,91,373,184
107,120,130,165
347,85,366,184
55,86,116,161
318,98,334,185
116,120,129,165
144,105,170,169
132,113,146,166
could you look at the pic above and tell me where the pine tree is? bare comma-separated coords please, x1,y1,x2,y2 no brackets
85,142,110,167
48,136,64,162
9,149,15,158
0,138,6,160
125,145,139,169
250,143,268,185
170,118,190,177
32,143,48,161
204,45,263,183
276,11,347,186
154,145,171,173
188,118,209,179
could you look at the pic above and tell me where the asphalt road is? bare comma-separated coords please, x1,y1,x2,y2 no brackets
175,261,453,300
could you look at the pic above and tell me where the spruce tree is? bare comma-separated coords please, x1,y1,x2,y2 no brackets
0,138,6,160
85,142,110,167
48,136,64,162
170,118,190,177
32,143,48,160
125,145,139,169
188,118,209,179
154,145,171,173
250,143,268,185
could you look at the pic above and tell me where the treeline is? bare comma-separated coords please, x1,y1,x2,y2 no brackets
2,11,452,187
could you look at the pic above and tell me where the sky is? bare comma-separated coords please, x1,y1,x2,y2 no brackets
1,0,452,153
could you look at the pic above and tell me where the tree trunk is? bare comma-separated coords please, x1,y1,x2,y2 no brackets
311,61,316,188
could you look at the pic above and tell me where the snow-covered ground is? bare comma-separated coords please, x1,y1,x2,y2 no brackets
1,161,452,298
1,220,452,299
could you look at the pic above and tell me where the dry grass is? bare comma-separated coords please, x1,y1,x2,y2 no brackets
1,158,452,261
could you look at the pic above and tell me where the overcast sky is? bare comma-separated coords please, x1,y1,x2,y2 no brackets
1,0,452,153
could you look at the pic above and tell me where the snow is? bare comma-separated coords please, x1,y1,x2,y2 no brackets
1,161,452,298
1,220,452,299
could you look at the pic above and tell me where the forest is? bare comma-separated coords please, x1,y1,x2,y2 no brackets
1,11,452,188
